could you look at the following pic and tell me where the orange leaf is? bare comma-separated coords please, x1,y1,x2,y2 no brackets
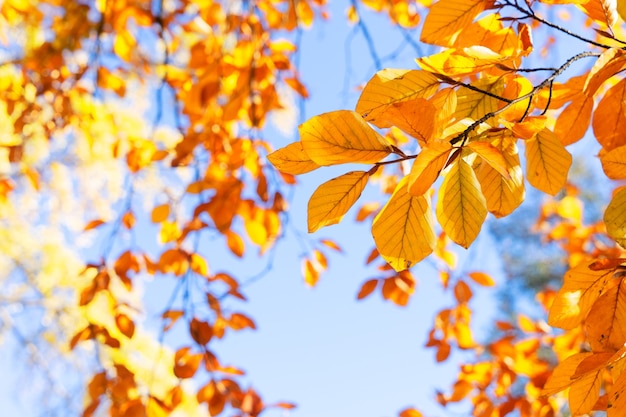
357,279,378,300
468,271,495,286
467,141,510,179
408,140,453,196
421,0,493,46
115,314,135,339
84,219,105,231
267,142,320,175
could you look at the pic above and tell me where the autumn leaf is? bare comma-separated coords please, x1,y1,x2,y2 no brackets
525,129,572,196
356,69,440,127
466,141,510,179
372,177,436,271
585,281,626,352
554,94,593,146
600,145,626,179
408,140,453,196
420,0,493,46
268,142,321,175
300,110,393,165
542,352,594,396
605,187,626,248
454,76,505,124
549,261,615,329
436,158,487,249
593,78,626,151
308,171,370,232
475,135,524,218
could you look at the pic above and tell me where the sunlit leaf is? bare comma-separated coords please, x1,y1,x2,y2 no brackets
600,145,626,179
357,279,379,300
356,69,440,127
421,0,493,46
549,261,614,329
593,78,626,151
436,158,487,249
525,129,572,196
542,352,593,396
308,171,370,232
267,142,320,175
586,283,626,352
408,140,453,196
300,110,393,165
372,177,436,271
554,94,593,146
475,135,524,218
605,187,626,249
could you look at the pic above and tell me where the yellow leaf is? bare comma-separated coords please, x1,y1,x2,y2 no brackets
475,134,525,218
379,98,436,142
600,145,626,179
151,203,170,223
549,261,614,329
579,0,618,28
619,0,626,21
525,129,572,196
593,78,626,151
554,94,593,146
468,271,495,286
605,187,626,249
586,283,626,352
569,366,603,416
300,110,392,165
307,171,370,232
542,352,593,396
408,140,453,196
467,141,509,179
372,177,436,271
454,76,505,125
584,48,626,95
436,158,487,249
267,142,320,175
302,258,320,287
190,253,209,276
356,69,440,127
420,0,493,46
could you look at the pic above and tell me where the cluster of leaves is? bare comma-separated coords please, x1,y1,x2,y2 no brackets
270,0,626,415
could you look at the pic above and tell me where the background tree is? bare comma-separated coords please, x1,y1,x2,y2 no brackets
2,0,626,416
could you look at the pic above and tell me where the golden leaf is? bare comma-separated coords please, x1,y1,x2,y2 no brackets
467,141,510,179
525,129,572,196
356,69,439,127
454,76,505,125
554,94,593,146
408,140,453,196
300,110,393,165
584,48,626,95
307,171,370,232
372,177,436,271
436,158,487,249
600,145,626,179
542,352,593,396
586,282,626,352
420,0,493,46
549,261,614,329
593,78,626,151
267,141,320,175
475,135,524,218
380,98,436,142
605,187,626,249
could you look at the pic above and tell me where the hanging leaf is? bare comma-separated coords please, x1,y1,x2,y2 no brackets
525,129,572,196
268,142,320,175
593,78,626,151
454,76,505,124
475,135,525,218
372,177,436,271
605,187,626,249
408,140,453,196
586,282,626,352
356,69,440,127
600,145,626,179
549,261,615,329
308,171,370,232
420,0,493,46
436,158,487,249
300,110,393,165
554,94,593,146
